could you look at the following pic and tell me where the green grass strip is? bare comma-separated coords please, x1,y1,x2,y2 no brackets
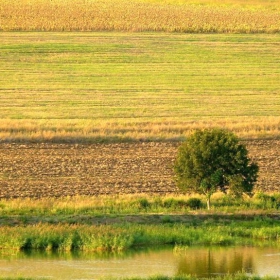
0,220,279,252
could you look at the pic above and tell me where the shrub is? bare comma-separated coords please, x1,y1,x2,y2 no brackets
163,198,187,209
255,193,279,209
186,198,203,210
137,198,150,210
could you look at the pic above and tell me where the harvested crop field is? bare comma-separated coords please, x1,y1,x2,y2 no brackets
0,140,279,198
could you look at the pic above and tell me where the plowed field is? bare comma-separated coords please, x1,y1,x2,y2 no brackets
0,140,279,198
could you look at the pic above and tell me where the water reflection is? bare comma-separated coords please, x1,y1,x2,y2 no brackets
0,246,279,279
0,245,164,261
176,247,254,277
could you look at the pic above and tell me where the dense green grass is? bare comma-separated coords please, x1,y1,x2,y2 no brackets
0,33,279,142
0,194,279,252
0,217,279,252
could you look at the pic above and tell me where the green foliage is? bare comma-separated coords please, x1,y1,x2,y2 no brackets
186,198,203,210
174,129,259,209
0,219,279,252
161,215,174,223
255,193,280,209
162,197,203,211
163,198,187,209
136,198,151,210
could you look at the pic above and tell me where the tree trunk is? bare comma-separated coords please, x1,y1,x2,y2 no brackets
206,195,211,210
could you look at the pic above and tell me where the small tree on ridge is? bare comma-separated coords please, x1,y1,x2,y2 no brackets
174,129,259,209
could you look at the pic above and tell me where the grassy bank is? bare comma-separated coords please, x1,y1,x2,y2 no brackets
0,0,279,33
0,194,279,252
0,218,279,252
0,33,280,142
0,193,280,218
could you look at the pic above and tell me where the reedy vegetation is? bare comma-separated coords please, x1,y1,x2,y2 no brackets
0,217,280,252
0,0,280,33
0,194,279,252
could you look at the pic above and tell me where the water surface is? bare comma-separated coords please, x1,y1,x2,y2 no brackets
0,246,280,279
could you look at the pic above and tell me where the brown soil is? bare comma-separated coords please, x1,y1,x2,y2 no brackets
0,140,279,198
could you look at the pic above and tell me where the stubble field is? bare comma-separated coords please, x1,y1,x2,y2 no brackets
0,140,279,199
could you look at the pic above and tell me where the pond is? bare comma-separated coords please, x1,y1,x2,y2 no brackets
0,246,280,279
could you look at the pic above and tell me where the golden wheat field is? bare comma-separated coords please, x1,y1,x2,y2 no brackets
0,0,280,33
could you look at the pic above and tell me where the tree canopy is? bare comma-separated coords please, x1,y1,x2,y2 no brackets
174,129,259,209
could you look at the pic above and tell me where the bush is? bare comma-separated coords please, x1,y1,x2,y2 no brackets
255,193,280,209
186,198,203,210
161,215,174,223
163,198,187,209
137,198,150,210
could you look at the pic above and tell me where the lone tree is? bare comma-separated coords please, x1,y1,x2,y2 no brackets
174,129,258,209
